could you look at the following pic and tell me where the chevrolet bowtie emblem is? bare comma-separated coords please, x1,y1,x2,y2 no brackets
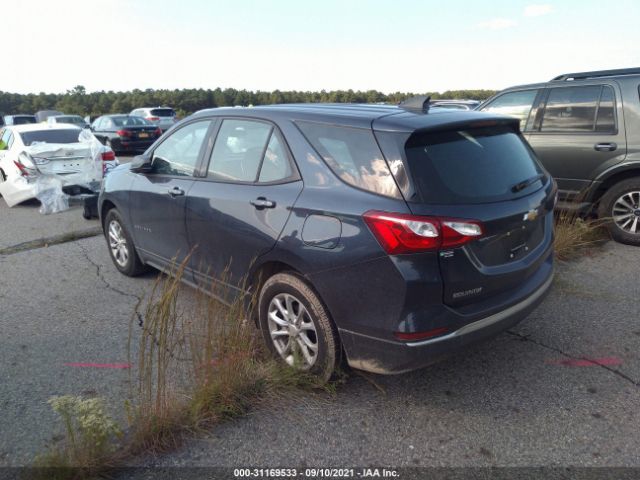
523,209,539,222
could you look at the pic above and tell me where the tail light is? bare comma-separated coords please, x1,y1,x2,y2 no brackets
14,153,38,177
154,127,162,136
116,129,131,137
101,151,116,161
363,211,483,254
147,116,160,121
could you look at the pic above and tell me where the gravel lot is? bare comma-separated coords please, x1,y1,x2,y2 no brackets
0,193,638,470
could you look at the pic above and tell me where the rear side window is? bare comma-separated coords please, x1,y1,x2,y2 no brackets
0,129,13,150
19,129,81,146
297,122,401,198
540,85,616,132
405,126,544,205
481,90,538,130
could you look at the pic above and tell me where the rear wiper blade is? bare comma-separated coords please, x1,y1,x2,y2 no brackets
511,173,545,193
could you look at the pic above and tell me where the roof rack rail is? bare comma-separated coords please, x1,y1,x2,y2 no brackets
399,95,431,112
551,67,640,81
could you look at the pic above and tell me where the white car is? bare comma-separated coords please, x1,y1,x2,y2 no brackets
130,107,177,132
47,115,89,129
0,124,118,207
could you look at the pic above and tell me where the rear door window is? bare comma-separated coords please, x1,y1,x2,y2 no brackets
540,85,604,132
480,90,538,130
208,119,271,182
404,126,544,204
296,121,401,198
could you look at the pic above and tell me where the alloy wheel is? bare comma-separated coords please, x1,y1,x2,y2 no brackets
108,220,129,268
612,191,640,234
267,293,319,369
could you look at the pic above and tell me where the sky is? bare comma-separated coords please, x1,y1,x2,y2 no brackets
3,0,640,94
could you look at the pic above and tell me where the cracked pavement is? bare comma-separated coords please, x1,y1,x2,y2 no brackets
1,197,639,468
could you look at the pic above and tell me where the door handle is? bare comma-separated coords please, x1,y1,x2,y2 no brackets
250,197,276,209
594,142,617,152
168,186,185,197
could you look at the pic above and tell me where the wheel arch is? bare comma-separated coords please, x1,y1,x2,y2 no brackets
592,166,640,206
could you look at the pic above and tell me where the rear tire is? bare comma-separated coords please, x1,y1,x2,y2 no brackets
597,177,640,246
104,209,148,276
258,272,339,380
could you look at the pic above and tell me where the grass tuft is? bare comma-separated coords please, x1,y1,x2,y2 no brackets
554,210,609,261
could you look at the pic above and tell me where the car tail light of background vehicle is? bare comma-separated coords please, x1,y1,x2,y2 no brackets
146,116,160,121
101,151,116,161
154,127,162,136
116,129,131,137
363,210,483,254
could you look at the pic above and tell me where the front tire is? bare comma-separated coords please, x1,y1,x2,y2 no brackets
104,209,148,276
258,273,339,380
598,178,640,246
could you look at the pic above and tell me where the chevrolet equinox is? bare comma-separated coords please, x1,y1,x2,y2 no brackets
99,99,556,378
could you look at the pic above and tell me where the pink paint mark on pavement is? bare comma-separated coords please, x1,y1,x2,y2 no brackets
547,357,623,367
64,362,131,369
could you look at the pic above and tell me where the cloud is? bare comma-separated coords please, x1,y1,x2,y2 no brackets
477,18,518,30
524,4,554,17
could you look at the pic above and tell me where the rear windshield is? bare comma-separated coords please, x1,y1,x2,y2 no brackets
404,126,544,204
150,108,176,117
13,116,37,125
56,116,85,125
111,116,151,126
20,129,81,146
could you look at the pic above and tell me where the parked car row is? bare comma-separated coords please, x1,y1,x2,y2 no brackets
1,106,177,153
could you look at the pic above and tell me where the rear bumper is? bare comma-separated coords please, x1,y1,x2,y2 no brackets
340,268,554,374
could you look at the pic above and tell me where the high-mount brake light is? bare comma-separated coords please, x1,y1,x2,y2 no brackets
363,211,483,254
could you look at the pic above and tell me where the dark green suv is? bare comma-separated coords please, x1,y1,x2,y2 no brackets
479,68,640,245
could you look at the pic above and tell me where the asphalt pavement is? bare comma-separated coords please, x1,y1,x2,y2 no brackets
0,190,639,469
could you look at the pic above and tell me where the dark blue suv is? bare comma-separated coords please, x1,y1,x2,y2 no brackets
99,100,556,378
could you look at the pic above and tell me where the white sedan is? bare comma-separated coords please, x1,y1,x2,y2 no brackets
0,123,118,207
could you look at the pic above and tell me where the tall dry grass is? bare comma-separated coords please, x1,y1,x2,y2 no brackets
553,209,609,261
125,258,328,455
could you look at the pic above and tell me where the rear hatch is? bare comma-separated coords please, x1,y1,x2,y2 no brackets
375,118,555,308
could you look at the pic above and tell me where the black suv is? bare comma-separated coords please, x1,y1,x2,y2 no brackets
479,68,640,245
99,100,555,377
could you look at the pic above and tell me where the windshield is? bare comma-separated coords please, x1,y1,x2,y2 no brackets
404,126,545,204
19,129,81,146
111,116,151,127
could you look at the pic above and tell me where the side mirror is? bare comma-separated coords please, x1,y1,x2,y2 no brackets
130,154,153,173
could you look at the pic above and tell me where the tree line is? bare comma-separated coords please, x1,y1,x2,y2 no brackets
0,85,497,118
